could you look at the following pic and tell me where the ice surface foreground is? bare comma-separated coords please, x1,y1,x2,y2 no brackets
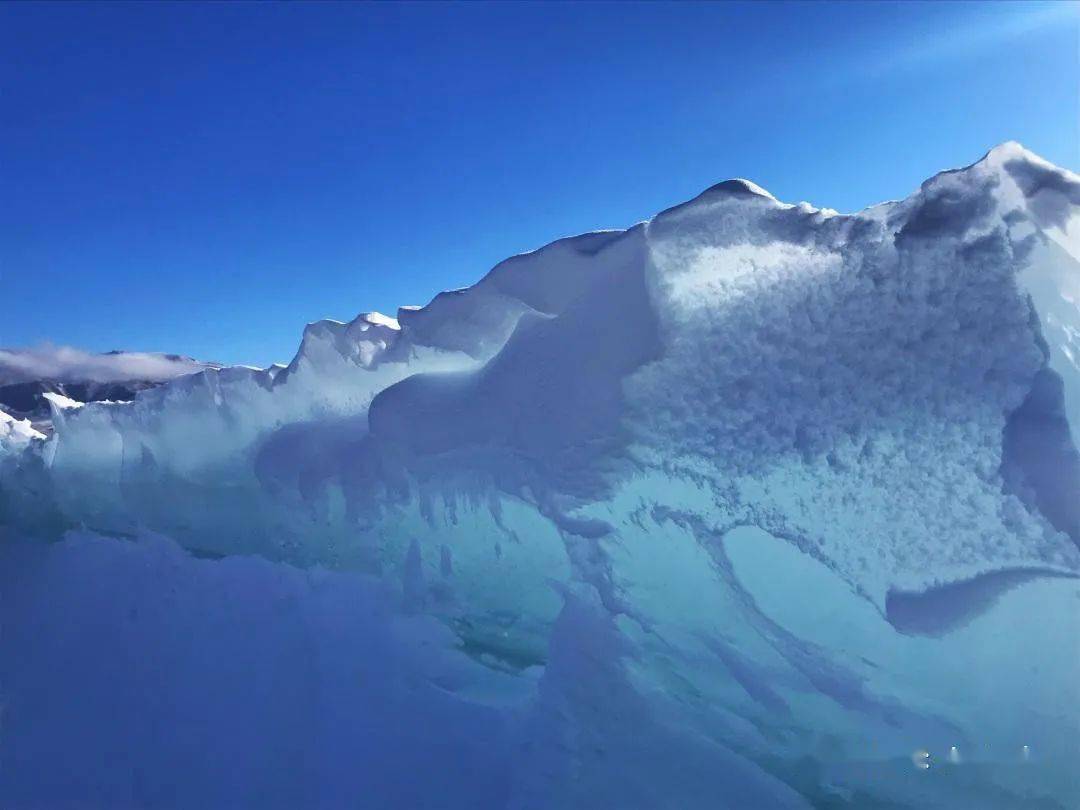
2,143,1079,808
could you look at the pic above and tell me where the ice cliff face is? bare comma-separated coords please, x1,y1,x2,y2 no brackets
2,143,1079,808
6,143,1076,597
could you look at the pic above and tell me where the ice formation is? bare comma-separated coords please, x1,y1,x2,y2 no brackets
2,143,1079,809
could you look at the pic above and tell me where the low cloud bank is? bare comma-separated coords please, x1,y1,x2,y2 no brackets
0,345,213,385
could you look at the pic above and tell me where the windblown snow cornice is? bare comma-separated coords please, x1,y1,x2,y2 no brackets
2,142,1078,624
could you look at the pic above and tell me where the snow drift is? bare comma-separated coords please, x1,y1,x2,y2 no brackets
1,143,1078,809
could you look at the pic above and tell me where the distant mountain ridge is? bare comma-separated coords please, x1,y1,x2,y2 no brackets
0,348,217,431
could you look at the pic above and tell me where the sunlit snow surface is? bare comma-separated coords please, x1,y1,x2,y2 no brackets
2,143,1079,808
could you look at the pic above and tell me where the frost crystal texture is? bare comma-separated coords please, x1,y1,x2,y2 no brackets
2,143,1079,809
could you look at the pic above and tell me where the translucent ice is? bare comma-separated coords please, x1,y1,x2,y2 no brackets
2,143,1078,808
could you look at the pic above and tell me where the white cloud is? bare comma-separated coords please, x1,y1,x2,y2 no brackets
0,345,212,385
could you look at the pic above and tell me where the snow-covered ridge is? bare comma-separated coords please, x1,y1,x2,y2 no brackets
0,408,44,450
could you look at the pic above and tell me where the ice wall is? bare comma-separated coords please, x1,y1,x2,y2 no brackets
2,143,1079,808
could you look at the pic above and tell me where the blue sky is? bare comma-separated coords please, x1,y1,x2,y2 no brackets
2,1,1076,366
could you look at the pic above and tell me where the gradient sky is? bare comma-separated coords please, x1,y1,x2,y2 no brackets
2,1,1077,366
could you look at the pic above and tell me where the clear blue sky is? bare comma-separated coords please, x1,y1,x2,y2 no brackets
2,1,1077,366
